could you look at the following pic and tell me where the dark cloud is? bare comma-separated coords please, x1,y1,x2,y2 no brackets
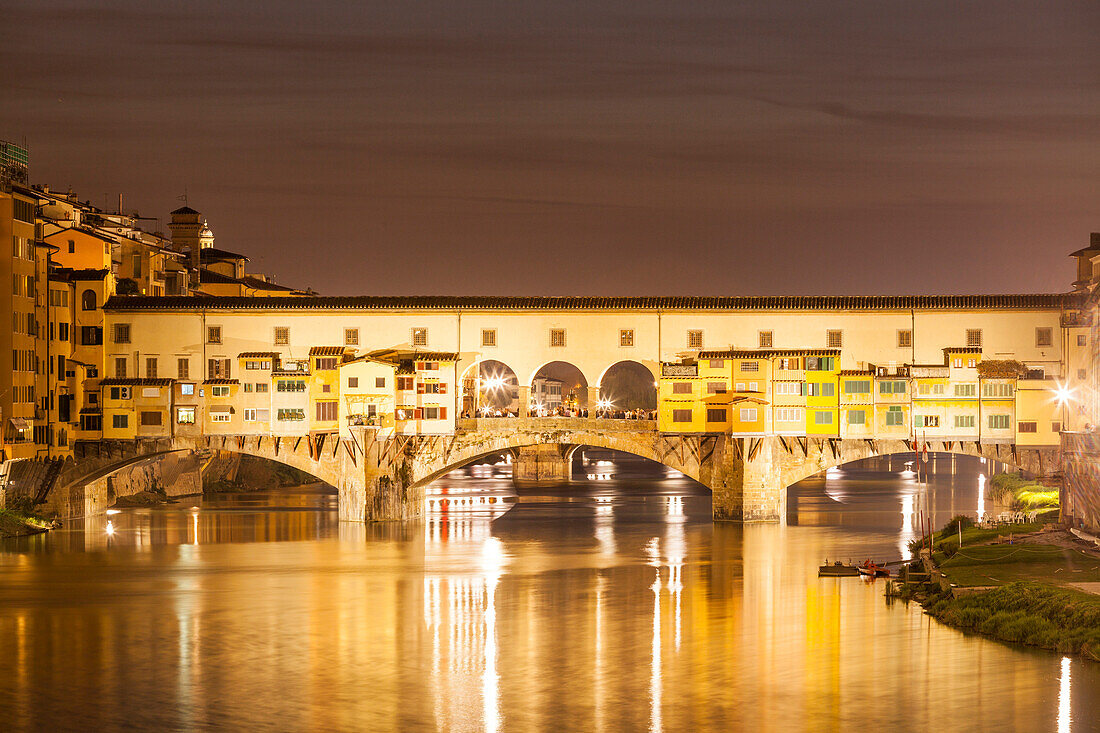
1,0,1097,295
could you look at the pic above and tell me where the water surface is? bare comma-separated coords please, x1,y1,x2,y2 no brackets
0,452,1094,731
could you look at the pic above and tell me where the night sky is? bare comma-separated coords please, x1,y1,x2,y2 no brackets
2,1,1097,296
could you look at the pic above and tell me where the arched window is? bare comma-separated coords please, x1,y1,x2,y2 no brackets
81,289,96,311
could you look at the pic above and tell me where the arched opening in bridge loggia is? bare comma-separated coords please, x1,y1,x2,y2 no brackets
461,359,522,416
529,361,590,412
598,360,657,412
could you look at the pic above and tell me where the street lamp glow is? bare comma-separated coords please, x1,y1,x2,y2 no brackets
597,398,613,410
485,376,505,391
1055,383,1074,405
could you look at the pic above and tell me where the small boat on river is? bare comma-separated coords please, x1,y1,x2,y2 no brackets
818,561,860,577
856,561,890,578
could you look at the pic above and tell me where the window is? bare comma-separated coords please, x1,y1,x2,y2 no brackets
276,380,306,393
277,408,305,421
814,410,834,425
313,402,337,421
145,357,157,379
740,361,759,372
777,357,799,371
707,381,727,394
207,359,231,379
846,380,871,394
759,331,773,348
1018,421,1037,433
112,414,128,429
416,361,439,372
81,326,102,345
989,415,1011,430
1078,335,1087,347
211,412,231,423
140,411,162,426
109,386,131,400
982,382,1014,398
672,409,693,423
619,329,634,347
1025,367,1045,379
245,360,272,370
687,330,703,349
897,330,912,349
244,408,269,422
243,383,254,393
954,415,975,428
672,382,692,395
1078,369,1087,381
345,328,359,346
953,383,976,397
315,357,338,371
735,382,745,391
885,406,904,426
550,328,566,347
177,358,189,380
914,415,940,428
482,329,497,347
706,408,727,422
805,357,835,371
375,376,386,388
81,414,102,431
132,254,142,278
257,383,269,393
775,407,802,422
211,385,231,397
113,323,131,343
848,409,866,425
774,382,802,396
397,376,414,391
740,408,758,422
826,330,843,348
207,326,221,344
806,382,834,397
1036,327,1053,347
115,357,127,378
58,323,69,342
412,327,428,346
966,329,982,348
347,377,359,388
181,383,195,396
968,358,977,368
1052,422,1062,433
274,327,289,345
706,359,723,368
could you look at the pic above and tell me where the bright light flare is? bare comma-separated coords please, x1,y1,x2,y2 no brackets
484,376,505,391
1055,382,1075,405
597,398,613,410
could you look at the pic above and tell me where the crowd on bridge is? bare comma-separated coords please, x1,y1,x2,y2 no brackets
463,407,656,420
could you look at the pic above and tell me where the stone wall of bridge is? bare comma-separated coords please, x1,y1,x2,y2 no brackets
7,423,1062,523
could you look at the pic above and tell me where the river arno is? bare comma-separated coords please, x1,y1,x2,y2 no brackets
1,453,1096,732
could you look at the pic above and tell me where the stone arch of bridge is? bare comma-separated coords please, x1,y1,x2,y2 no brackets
60,436,343,499
760,437,1053,494
403,429,708,492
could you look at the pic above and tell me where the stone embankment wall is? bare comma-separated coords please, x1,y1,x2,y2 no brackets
1062,432,1100,533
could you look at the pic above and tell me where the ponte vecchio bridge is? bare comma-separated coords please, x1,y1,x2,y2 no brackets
26,291,1082,522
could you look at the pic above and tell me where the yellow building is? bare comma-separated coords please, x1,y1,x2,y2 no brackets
803,352,840,437
338,356,398,437
237,352,276,435
308,347,353,433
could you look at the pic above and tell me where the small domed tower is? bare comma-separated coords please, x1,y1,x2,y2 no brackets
198,219,215,249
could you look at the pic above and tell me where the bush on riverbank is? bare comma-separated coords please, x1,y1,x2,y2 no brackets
0,507,54,538
926,582,1100,660
989,472,1059,510
908,521,1043,556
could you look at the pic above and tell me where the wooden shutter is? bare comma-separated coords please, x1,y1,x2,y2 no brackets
438,382,447,394
414,408,423,420
417,382,424,394
439,406,447,419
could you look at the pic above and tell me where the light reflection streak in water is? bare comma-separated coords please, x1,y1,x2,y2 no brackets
977,473,987,523
650,561,662,733
1059,656,1072,733
899,493,914,561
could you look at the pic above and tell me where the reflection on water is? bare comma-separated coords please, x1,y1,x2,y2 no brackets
0,451,1097,731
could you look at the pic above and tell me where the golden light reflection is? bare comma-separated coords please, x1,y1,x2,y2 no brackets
899,493,914,561
977,473,987,523
1058,656,1071,733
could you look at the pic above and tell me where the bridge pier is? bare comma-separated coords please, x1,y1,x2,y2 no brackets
339,431,424,522
512,444,572,487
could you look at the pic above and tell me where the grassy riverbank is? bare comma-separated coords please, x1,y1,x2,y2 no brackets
901,516,1100,660
0,507,54,538
924,582,1100,660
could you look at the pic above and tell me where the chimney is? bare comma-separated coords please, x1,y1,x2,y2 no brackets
1091,232,1100,248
